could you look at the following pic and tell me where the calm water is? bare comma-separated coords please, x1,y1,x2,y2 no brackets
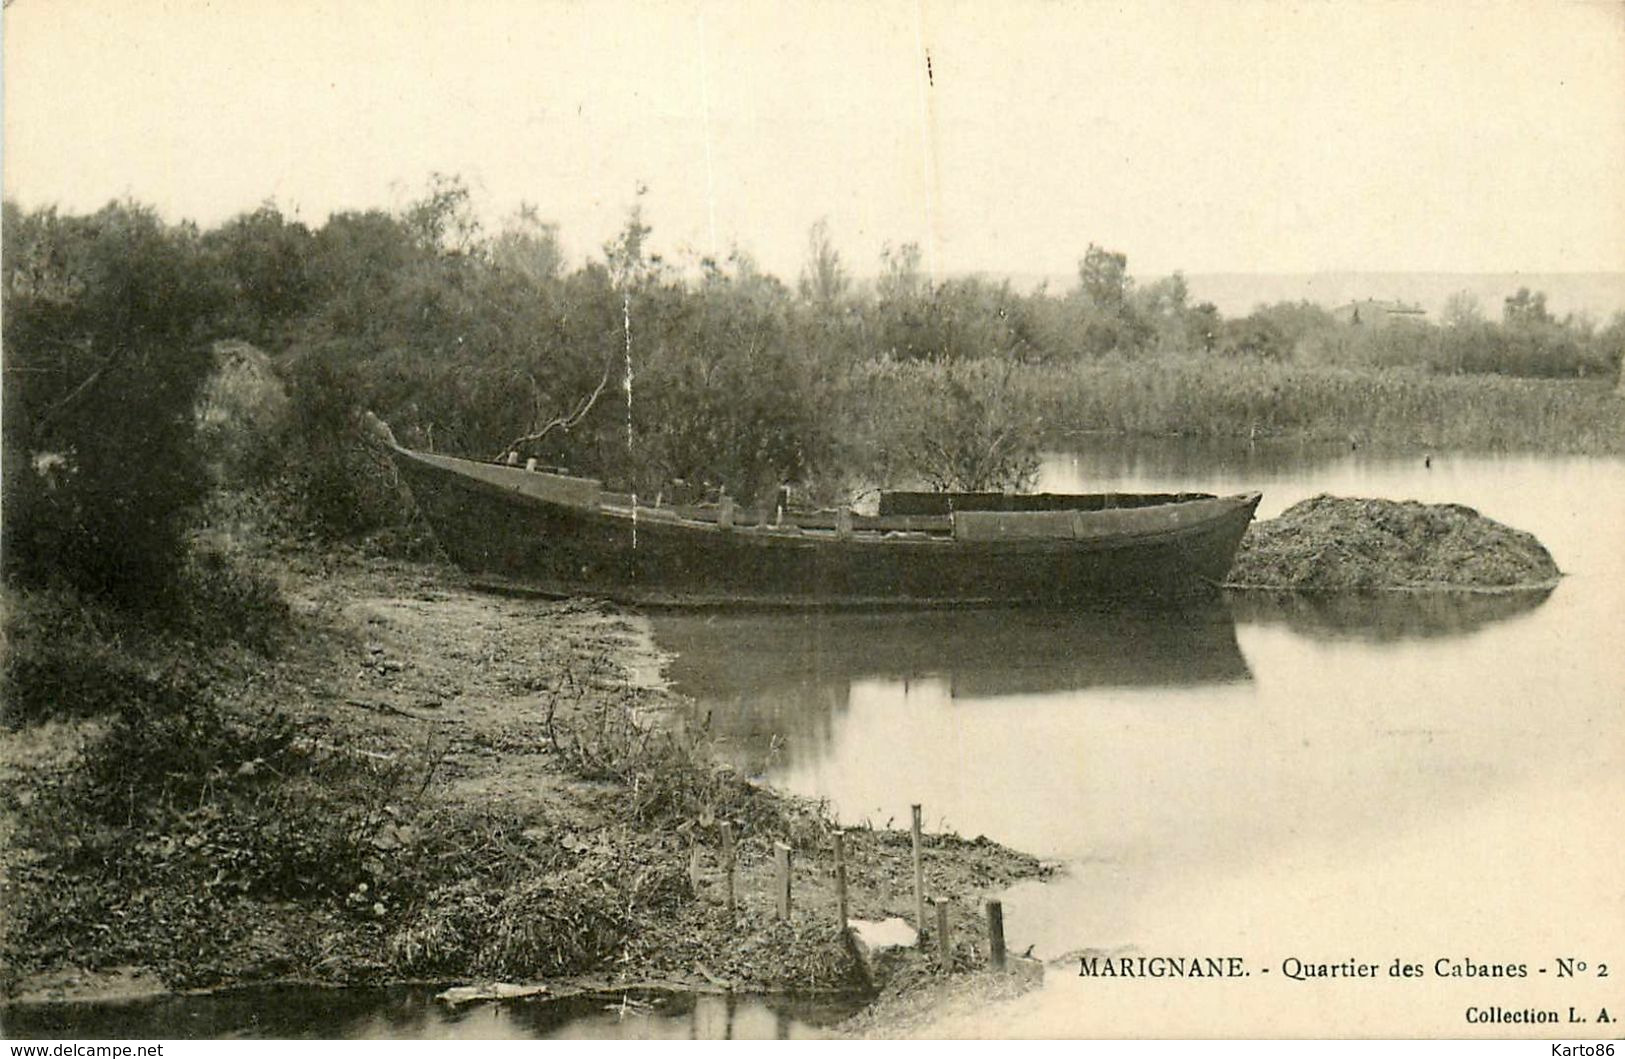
12,442,1619,1039
655,440,1625,1036
0,986,859,1041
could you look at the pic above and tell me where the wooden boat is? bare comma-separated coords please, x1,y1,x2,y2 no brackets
386,444,1261,607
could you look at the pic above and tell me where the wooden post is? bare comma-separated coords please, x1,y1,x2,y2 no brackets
719,495,736,530
833,830,850,932
721,822,737,918
986,899,1006,971
774,841,793,921
911,804,926,946
836,507,853,540
935,899,951,971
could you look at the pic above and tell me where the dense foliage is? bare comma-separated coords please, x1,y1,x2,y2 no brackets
5,178,1624,571
2,202,222,608
1,181,1619,997
18,177,1619,1009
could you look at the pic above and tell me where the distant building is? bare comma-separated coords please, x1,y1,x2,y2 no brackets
1332,299,1429,328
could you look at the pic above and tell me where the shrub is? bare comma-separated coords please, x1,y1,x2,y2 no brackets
860,359,1042,492
0,588,176,728
2,201,222,610
194,339,292,488
6,684,449,984
0,548,288,729
274,354,414,541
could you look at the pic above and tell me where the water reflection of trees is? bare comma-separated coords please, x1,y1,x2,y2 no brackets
1224,587,1552,641
655,603,1250,772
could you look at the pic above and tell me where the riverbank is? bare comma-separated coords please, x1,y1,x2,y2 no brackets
0,547,1047,1015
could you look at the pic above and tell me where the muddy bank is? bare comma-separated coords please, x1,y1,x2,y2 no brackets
1227,494,1561,591
838,969,1044,1039
0,552,1045,1014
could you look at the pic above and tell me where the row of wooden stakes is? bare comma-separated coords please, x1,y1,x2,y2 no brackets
688,803,1011,972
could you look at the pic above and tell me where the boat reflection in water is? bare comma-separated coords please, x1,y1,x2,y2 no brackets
653,584,1555,785
1224,585,1554,642
653,601,1252,776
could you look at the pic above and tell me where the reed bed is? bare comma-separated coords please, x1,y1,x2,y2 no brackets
866,356,1625,456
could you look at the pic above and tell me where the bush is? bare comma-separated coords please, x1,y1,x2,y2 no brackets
0,589,176,728
390,859,668,979
194,339,292,487
856,358,1041,492
1,548,289,729
7,671,449,982
273,354,415,542
2,201,222,611
172,548,291,653
1221,314,1295,360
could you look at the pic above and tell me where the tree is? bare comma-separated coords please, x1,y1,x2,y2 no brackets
1248,301,1336,356
401,172,482,258
490,204,565,285
1132,273,1193,352
204,201,315,339
1133,272,1188,318
892,359,1039,492
306,209,419,338
1601,311,1625,384
1220,313,1293,360
1186,301,1223,353
797,218,849,306
602,187,661,292
1442,290,1484,328
1077,244,1130,311
877,241,925,303
632,251,841,499
1071,245,1150,356
2,200,222,606
1503,287,1553,327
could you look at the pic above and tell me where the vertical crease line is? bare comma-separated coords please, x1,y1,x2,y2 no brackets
624,290,636,549
911,0,938,284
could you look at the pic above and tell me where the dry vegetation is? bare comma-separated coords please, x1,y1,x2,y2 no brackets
1228,495,1562,591
1,180,1610,1023
0,551,1044,1003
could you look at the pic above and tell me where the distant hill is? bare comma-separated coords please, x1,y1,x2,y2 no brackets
988,271,1625,322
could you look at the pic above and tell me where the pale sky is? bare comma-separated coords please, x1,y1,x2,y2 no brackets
5,0,1624,280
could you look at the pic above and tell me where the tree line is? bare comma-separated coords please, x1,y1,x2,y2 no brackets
5,177,1623,607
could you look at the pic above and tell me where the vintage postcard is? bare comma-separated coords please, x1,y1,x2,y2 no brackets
2,0,1621,1045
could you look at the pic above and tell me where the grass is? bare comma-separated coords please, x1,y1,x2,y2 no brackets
835,356,1625,506
1000,356,1625,455
0,581,447,988
1,547,1048,1000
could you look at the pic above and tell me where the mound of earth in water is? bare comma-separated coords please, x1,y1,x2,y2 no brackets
1226,494,1560,591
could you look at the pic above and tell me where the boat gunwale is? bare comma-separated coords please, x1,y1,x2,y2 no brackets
391,445,1261,554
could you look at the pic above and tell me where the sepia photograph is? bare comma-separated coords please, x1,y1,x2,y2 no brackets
2,0,1622,1045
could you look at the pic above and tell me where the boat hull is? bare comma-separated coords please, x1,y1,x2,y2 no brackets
390,447,1261,608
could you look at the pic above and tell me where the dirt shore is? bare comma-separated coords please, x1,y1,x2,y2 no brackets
0,549,1047,1017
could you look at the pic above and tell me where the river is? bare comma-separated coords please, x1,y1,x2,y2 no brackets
12,441,1619,1038
0,984,861,1040
653,440,1625,1037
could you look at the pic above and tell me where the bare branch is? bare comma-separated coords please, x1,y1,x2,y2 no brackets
31,342,131,444
495,347,617,461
